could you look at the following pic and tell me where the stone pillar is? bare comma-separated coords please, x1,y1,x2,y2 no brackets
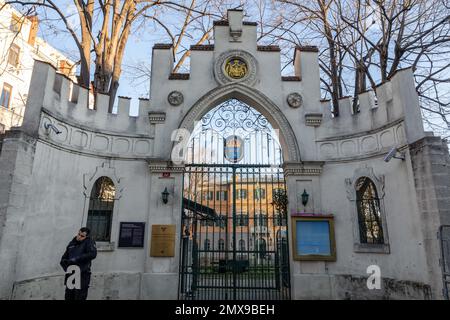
0,128,36,299
282,161,326,299
410,136,450,299
141,160,184,299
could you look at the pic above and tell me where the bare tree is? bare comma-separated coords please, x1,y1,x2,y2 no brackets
274,0,450,135
6,0,221,111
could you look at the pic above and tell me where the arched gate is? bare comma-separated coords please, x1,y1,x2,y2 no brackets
178,99,291,300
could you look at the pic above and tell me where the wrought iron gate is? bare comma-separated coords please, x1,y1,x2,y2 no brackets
178,99,291,300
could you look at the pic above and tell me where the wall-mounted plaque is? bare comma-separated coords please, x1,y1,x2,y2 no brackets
118,222,145,248
150,224,176,257
291,214,336,261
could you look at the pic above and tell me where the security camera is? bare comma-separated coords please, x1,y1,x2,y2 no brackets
384,146,405,162
44,122,62,135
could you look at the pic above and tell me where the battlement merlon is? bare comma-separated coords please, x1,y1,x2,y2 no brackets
317,67,425,144
22,60,151,136
293,46,321,107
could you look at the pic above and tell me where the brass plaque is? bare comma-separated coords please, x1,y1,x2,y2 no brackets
150,224,176,257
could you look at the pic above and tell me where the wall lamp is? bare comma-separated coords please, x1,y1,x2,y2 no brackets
301,189,309,207
162,187,170,204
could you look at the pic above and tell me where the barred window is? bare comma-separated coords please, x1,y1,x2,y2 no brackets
204,191,213,200
218,239,225,251
255,213,268,227
356,177,384,244
239,239,246,251
216,190,228,201
204,239,211,251
87,177,115,242
236,189,247,199
254,188,266,200
236,213,248,226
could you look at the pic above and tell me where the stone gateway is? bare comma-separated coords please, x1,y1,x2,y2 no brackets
0,9,449,300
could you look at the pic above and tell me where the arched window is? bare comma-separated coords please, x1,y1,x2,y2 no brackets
356,177,384,244
87,177,115,242
218,239,225,251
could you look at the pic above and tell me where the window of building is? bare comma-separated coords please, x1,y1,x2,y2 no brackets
256,238,266,258
0,83,12,109
215,215,227,228
216,190,228,201
218,239,225,251
236,189,247,200
204,191,213,200
239,239,246,251
86,177,115,242
254,188,266,200
236,213,248,226
10,14,21,32
355,177,384,244
255,213,268,227
7,44,20,67
204,239,211,251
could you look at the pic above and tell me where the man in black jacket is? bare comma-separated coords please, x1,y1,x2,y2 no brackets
60,227,97,300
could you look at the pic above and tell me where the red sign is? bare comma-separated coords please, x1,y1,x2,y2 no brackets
162,172,170,178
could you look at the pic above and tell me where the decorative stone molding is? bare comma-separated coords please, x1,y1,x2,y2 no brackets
345,165,390,254
83,161,124,199
148,159,185,174
305,113,323,127
39,114,153,158
287,92,303,109
148,112,166,124
167,91,184,106
178,83,301,162
214,50,258,86
345,165,385,201
282,161,324,177
317,122,406,161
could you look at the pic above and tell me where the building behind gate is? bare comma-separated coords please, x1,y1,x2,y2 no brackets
0,9,449,300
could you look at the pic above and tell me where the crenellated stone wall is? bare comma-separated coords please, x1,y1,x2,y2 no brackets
0,9,447,300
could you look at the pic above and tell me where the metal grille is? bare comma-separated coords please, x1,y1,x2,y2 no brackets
178,99,290,300
355,177,384,244
86,177,115,242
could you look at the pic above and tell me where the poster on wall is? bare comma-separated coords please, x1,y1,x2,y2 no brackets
291,215,336,261
118,222,145,248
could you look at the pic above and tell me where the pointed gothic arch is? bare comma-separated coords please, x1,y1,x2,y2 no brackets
178,83,301,162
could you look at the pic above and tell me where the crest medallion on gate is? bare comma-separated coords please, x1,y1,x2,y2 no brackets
214,50,258,86
224,135,244,163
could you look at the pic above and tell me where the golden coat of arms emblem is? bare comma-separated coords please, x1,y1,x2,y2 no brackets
225,58,248,79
